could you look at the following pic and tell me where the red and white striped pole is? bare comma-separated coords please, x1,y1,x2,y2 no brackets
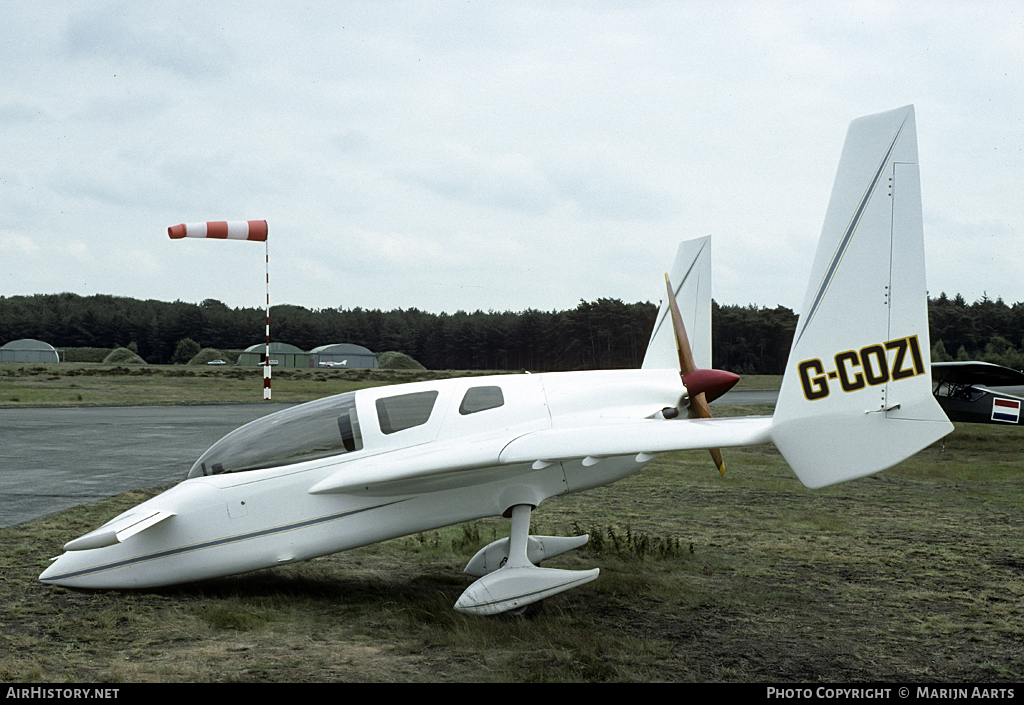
263,240,271,400
168,220,271,400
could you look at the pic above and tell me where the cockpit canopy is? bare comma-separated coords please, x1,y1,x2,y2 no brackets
187,392,363,478
186,383,510,480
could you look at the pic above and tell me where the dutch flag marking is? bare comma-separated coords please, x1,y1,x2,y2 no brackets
991,397,1021,424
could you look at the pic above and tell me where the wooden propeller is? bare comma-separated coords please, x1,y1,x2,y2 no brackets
665,274,736,476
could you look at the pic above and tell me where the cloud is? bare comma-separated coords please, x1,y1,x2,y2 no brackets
0,231,41,257
62,4,231,79
0,1,1020,316
396,147,559,215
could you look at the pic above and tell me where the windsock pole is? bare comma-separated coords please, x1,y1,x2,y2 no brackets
264,239,271,400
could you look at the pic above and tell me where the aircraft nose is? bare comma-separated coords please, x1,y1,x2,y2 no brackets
39,555,69,584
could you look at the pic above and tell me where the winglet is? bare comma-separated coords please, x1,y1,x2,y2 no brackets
770,105,952,487
643,237,711,370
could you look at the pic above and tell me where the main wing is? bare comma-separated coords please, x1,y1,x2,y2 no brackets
308,414,772,496
499,416,772,465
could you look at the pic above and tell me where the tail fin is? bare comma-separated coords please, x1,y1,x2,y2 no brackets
770,105,953,488
643,236,712,370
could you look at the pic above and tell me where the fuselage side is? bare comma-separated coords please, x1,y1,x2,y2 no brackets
40,368,683,589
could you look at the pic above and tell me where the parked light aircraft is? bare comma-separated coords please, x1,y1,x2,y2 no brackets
41,106,953,615
932,361,1024,425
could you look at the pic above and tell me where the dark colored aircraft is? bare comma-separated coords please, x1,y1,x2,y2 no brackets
932,361,1024,425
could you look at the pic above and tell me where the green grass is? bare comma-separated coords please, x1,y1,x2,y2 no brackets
729,374,782,390
0,363,514,406
0,363,782,408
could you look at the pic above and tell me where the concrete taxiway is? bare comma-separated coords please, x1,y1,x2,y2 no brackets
0,404,291,528
1,390,778,528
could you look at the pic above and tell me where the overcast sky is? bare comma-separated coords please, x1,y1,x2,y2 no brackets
2,2,1021,317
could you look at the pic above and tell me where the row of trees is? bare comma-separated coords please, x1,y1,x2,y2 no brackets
928,292,1024,369
1,292,1023,372
0,294,658,371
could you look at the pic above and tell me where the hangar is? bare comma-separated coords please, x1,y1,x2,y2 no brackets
235,343,310,368
0,339,61,363
310,343,379,369
233,342,380,369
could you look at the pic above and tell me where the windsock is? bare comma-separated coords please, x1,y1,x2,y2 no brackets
168,220,268,242
168,217,272,400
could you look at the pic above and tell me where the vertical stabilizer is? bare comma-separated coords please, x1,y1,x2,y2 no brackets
643,236,712,370
770,105,953,488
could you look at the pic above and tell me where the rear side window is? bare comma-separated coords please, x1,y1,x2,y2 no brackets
376,390,439,434
459,386,504,415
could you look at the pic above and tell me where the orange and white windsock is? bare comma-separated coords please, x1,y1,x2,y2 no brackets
167,220,268,242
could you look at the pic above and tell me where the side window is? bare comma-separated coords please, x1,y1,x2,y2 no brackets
376,390,439,434
459,386,504,415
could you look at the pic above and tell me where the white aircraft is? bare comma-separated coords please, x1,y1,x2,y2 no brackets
40,106,952,615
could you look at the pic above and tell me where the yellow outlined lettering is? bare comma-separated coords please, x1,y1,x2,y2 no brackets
886,337,914,380
797,334,927,402
859,344,889,386
834,350,865,392
798,359,829,400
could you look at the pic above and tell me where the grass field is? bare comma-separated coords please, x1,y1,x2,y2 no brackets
0,362,502,406
0,362,783,407
1,365,1021,682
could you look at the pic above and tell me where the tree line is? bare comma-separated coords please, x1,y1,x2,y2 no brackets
1,291,1023,373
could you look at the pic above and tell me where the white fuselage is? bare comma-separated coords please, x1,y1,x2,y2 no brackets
40,368,683,589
